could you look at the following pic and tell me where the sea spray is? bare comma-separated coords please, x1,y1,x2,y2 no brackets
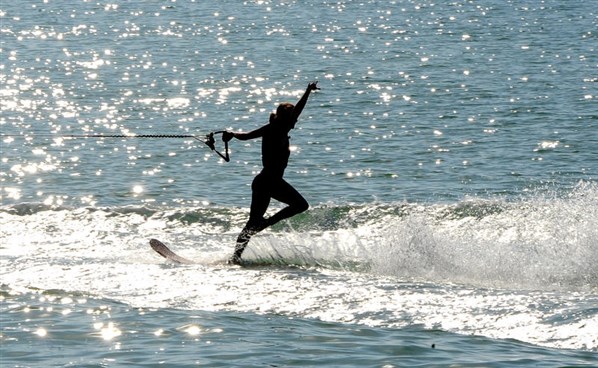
372,183,598,290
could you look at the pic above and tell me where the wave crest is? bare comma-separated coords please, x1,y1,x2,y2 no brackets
2,182,597,290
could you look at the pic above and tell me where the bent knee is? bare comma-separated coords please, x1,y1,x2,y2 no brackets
296,199,309,214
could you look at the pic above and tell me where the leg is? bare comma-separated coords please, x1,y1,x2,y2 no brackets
229,176,308,264
266,179,309,227
230,175,271,264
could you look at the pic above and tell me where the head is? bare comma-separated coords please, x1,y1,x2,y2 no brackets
269,103,296,128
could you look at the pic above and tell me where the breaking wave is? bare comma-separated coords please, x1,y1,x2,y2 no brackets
2,181,597,291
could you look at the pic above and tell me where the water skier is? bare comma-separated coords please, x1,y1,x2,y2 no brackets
223,81,320,264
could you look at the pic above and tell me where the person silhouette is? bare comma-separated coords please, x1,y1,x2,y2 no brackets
223,81,319,264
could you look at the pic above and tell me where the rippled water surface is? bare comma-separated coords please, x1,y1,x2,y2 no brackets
2,0,595,207
1,1,597,367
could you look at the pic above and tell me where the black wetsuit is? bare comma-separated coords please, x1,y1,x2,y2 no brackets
246,122,308,229
229,82,318,263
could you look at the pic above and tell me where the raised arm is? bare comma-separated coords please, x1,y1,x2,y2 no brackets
291,81,319,122
222,81,319,143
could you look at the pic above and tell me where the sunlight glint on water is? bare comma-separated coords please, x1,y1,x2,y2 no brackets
1,1,597,366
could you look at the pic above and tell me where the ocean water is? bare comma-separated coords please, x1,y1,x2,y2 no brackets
1,0,597,367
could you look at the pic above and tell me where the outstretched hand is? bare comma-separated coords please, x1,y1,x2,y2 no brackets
308,81,320,91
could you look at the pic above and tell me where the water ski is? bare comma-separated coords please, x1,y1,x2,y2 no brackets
149,238,195,264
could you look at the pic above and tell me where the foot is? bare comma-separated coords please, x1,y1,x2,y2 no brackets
237,218,269,243
255,217,270,233
227,254,242,265
247,217,270,235
229,219,269,266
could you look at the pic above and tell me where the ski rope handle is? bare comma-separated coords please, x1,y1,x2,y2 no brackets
201,131,230,162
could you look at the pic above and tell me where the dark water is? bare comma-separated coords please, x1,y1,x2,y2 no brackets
2,287,597,367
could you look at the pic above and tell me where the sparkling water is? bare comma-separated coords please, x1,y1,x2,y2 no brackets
1,1,597,366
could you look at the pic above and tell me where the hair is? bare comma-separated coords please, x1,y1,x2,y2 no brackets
269,103,294,124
